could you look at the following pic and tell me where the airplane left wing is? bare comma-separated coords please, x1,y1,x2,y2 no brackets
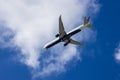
70,39,84,46
59,15,66,37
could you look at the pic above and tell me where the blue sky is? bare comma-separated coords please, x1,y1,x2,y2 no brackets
0,0,120,80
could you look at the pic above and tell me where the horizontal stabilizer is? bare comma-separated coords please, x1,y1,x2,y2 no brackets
87,24,94,28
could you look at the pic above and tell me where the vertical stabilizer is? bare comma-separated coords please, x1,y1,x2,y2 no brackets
80,16,94,30
84,16,90,25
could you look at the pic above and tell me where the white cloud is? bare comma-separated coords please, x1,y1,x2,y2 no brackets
0,0,99,78
115,43,120,62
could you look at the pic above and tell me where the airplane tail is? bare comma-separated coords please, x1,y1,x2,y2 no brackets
84,16,94,28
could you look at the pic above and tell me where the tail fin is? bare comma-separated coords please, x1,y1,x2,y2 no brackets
84,16,90,25
84,16,94,28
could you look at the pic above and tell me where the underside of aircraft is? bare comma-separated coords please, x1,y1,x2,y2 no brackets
44,15,93,49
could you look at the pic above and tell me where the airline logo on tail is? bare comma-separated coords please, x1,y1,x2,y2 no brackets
84,16,90,25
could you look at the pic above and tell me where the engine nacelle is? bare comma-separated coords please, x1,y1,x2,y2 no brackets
64,42,68,46
64,40,70,46
55,34,59,37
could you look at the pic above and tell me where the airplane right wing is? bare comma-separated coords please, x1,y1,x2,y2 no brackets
59,15,66,37
70,39,84,46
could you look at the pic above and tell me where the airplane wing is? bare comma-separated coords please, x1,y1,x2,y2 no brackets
59,15,66,37
69,39,84,46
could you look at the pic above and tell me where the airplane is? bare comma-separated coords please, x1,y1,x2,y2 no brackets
44,15,93,49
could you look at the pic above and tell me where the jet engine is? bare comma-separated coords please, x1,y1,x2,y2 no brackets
55,34,59,37
64,40,70,46
64,42,68,46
